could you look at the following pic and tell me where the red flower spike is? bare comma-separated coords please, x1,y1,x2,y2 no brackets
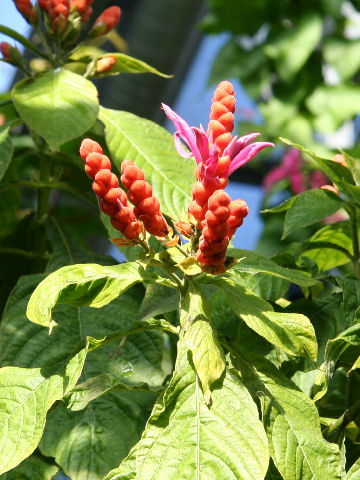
79,138,103,161
79,138,141,241
196,189,231,270
91,6,121,37
14,0,37,23
207,80,236,154
121,160,170,237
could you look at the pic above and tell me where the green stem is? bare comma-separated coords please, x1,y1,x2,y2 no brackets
34,25,53,60
37,153,52,223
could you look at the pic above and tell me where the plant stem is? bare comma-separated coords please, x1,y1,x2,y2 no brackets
325,398,360,444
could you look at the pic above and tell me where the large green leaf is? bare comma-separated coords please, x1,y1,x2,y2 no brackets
213,277,318,362
0,223,165,480
26,261,152,329
0,344,87,474
180,281,225,403
0,453,59,480
12,69,98,150
228,248,318,287
107,340,269,480
0,126,13,181
264,14,322,81
234,354,342,480
99,107,194,220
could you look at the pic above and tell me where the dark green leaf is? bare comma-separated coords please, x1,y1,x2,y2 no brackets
0,126,13,181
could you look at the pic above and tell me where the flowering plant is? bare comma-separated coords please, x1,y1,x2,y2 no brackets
2,3,360,480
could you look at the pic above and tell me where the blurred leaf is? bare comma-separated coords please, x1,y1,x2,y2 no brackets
307,85,360,133
99,107,194,221
347,457,360,479
138,283,179,321
324,38,360,81
264,14,322,81
12,69,99,150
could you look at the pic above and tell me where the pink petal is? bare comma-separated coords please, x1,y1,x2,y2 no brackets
162,103,202,164
228,142,274,176
224,133,261,159
193,127,209,160
263,167,289,191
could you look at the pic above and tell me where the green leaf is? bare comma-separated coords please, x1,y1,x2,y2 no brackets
111,340,269,480
301,221,352,271
66,373,163,411
0,344,87,474
313,323,360,401
12,69,99,150
184,319,225,405
93,53,172,78
281,189,344,238
234,354,342,480
347,458,360,479
214,277,318,362
26,261,151,329
0,453,59,480
180,281,225,402
99,107,194,220
0,126,13,181
264,14,322,81
228,248,318,287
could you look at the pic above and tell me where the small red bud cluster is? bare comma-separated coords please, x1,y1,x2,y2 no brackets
14,0,37,24
121,161,170,237
196,190,248,273
43,0,70,33
80,139,170,240
80,139,142,240
91,6,121,37
207,80,235,154
70,0,93,22
0,42,23,66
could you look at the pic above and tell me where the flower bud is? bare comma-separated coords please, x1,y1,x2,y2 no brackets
79,138,103,161
90,6,121,37
96,55,117,74
14,0,38,24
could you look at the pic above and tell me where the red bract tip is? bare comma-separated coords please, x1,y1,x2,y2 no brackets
79,138,103,161
92,5,121,36
38,0,50,11
207,81,236,154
